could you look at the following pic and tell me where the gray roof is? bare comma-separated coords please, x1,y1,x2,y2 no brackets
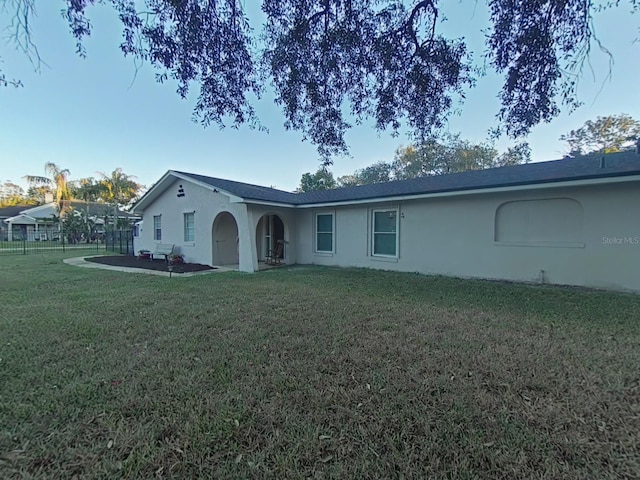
178,151,640,206
175,171,299,204
0,205,35,218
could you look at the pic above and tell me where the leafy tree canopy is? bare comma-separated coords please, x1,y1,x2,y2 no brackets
3,0,636,163
299,134,531,190
0,191,39,207
25,185,52,204
560,114,640,156
61,208,96,242
297,169,337,192
393,134,531,180
337,162,394,187
0,181,34,206
70,177,106,203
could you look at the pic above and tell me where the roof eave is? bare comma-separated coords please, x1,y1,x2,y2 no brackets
4,214,39,223
296,172,640,208
130,171,175,213
237,198,297,208
18,202,56,215
133,171,253,213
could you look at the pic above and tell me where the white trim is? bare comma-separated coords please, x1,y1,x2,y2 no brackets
16,202,56,215
314,211,335,254
227,194,246,203
153,215,162,241
371,208,399,258
241,199,297,208
132,169,640,212
133,170,295,212
313,252,334,258
131,171,173,212
183,211,195,243
371,256,399,263
4,214,41,224
295,174,640,209
170,172,236,197
132,171,242,212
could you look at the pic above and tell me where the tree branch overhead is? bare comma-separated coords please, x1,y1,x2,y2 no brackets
1,0,635,163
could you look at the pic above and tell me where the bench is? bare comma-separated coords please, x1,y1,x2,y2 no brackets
151,243,174,262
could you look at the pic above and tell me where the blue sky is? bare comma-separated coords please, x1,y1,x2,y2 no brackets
0,2,638,193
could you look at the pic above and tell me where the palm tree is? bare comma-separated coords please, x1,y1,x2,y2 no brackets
97,168,142,229
24,162,71,211
24,162,72,242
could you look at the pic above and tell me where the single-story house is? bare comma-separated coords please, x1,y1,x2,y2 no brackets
131,151,640,293
0,204,37,241
2,203,60,241
3,201,140,241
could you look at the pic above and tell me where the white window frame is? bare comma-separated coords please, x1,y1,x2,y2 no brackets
153,215,162,241
371,208,399,258
315,212,335,254
183,212,195,243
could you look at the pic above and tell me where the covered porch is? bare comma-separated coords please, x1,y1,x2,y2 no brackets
210,206,293,273
4,214,59,242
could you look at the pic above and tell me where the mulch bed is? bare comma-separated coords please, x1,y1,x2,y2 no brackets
85,255,216,273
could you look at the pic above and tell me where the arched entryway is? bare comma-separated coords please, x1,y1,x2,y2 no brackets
212,211,239,266
256,214,286,263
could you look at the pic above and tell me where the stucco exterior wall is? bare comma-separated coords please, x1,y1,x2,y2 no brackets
136,179,254,269
294,182,640,292
135,173,639,291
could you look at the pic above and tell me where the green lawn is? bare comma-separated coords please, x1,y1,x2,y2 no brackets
1,254,639,479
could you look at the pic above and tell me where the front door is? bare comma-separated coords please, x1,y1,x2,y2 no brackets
272,216,284,259
261,215,285,260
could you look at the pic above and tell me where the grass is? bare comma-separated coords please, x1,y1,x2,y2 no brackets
0,253,639,479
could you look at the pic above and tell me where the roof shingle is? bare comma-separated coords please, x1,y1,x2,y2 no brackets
0,205,35,218
177,151,640,206
175,171,299,204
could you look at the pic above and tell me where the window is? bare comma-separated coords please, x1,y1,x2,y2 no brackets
153,215,162,241
315,213,334,253
372,209,398,257
184,212,195,242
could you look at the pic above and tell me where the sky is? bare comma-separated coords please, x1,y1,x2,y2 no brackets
0,2,639,193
